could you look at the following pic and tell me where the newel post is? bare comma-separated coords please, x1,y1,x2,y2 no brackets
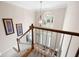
16,38,20,52
30,24,34,49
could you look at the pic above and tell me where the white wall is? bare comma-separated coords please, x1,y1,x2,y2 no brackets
0,2,35,55
35,8,66,30
61,2,79,57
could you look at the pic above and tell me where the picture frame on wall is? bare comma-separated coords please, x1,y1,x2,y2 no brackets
3,18,14,35
16,23,23,36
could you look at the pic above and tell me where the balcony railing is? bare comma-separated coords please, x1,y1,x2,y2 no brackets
15,24,79,57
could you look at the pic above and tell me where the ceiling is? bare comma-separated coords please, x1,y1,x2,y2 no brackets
5,1,67,11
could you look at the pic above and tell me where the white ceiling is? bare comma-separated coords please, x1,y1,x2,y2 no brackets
5,1,67,11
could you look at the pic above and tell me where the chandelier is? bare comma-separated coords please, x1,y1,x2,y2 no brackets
39,1,43,26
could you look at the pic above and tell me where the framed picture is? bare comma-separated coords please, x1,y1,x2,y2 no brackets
3,18,14,35
16,23,23,36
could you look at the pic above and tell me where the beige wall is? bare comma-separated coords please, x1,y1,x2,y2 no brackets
61,2,79,57
0,2,35,55
34,8,66,30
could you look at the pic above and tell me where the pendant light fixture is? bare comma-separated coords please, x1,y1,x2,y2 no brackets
39,1,43,26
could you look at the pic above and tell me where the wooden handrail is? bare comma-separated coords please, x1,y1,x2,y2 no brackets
18,24,79,40
18,25,34,40
18,28,31,40
34,26,79,37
